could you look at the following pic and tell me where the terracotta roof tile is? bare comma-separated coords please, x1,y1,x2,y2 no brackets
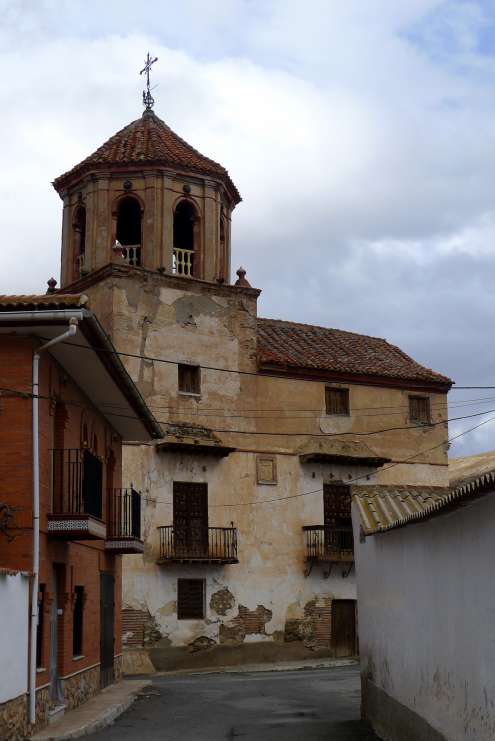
53,110,240,203
0,294,88,309
353,484,451,535
257,317,451,387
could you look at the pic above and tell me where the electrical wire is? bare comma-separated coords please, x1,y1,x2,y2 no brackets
142,413,495,509
5,384,491,439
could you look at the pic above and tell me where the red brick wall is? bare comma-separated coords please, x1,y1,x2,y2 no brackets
0,335,125,685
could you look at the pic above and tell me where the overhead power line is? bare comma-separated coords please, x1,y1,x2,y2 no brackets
143,413,495,509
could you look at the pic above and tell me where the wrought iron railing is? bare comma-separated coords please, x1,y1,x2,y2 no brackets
173,247,194,277
107,488,141,539
51,449,103,519
158,525,238,561
303,525,354,561
121,245,142,267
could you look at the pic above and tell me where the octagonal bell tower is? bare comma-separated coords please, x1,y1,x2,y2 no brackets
53,106,241,289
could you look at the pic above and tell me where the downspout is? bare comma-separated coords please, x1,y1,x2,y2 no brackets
29,317,78,726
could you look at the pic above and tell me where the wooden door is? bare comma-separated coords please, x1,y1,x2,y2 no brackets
323,484,352,552
173,483,208,557
331,599,357,657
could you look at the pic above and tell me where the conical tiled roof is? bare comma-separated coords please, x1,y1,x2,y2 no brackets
53,110,240,203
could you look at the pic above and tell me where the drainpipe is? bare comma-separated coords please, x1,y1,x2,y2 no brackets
29,317,78,726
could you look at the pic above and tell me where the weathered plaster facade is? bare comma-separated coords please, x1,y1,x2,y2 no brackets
52,106,451,669
354,487,495,741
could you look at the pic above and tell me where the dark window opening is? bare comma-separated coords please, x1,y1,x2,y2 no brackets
174,201,196,251
409,395,430,425
36,584,45,668
72,206,86,277
73,586,84,656
177,578,205,620
325,387,350,416
116,197,141,246
173,201,197,276
178,364,201,395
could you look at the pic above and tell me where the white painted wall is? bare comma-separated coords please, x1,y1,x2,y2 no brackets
354,493,495,741
0,572,29,704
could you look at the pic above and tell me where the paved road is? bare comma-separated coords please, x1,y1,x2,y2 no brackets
88,665,379,740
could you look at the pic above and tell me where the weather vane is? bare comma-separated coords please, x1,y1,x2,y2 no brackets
140,52,158,110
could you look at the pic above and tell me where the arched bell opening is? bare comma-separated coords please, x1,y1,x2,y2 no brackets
72,206,86,281
173,199,200,277
115,196,142,267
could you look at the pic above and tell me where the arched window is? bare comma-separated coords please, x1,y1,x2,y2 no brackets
116,197,142,266
72,206,86,279
218,210,227,283
173,200,197,277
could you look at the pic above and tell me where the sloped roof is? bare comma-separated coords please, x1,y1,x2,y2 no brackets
448,450,495,487
355,453,495,535
53,110,240,203
0,294,88,309
354,484,450,535
257,317,451,387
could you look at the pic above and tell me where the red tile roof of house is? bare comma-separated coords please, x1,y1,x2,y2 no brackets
53,110,240,203
257,317,451,387
0,294,88,309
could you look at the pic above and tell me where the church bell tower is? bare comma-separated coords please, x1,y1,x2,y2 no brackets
53,56,241,289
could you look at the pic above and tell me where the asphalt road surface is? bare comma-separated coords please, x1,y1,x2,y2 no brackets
87,664,379,740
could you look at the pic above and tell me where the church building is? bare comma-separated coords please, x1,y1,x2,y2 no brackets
50,73,452,670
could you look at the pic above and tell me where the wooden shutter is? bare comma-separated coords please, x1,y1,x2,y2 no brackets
325,387,350,416
323,484,352,526
177,578,205,620
173,482,208,556
178,364,200,394
409,395,430,424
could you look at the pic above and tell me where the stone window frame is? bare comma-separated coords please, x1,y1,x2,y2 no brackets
256,455,277,485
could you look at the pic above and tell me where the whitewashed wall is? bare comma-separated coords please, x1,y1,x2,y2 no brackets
354,493,495,741
0,572,29,704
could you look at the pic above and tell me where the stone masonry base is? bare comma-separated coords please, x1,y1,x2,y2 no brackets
0,658,124,740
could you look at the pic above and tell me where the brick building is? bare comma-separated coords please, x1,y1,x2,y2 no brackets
0,294,161,739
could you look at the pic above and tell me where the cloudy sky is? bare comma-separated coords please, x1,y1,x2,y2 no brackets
3,0,495,455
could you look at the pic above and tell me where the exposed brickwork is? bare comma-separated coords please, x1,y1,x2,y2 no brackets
0,336,124,735
219,604,273,644
122,608,147,648
257,317,451,386
284,596,332,650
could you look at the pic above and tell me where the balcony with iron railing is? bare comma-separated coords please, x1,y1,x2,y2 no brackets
105,488,143,554
47,449,106,539
303,525,354,563
157,525,238,564
173,248,194,277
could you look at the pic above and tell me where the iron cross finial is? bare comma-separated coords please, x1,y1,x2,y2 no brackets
140,52,158,110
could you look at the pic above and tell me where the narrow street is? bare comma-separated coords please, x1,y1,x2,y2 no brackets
87,664,378,740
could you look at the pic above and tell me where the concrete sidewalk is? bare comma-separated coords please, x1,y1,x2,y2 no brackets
156,656,359,677
30,680,151,740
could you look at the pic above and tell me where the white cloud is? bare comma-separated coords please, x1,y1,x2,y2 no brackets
2,0,495,454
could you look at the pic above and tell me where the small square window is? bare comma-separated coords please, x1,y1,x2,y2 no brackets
178,364,201,395
177,578,205,620
409,395,430,425
256,455,277,485
325,387,350,416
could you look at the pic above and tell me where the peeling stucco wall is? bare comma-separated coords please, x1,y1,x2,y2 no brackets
354,496,495,741
83,269,449,660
